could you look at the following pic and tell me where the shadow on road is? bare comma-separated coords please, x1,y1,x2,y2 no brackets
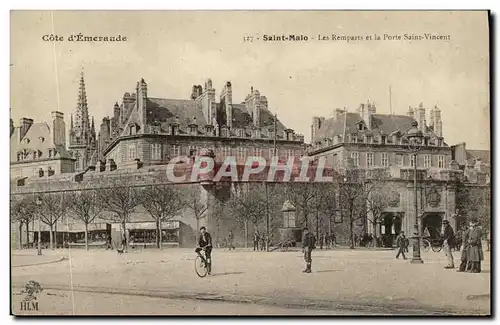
211,272,245,277
315,270,340,273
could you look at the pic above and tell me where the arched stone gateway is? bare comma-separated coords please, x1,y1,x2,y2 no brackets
421,213,444,238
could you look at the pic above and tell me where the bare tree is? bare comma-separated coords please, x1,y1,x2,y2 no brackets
38,192,67,250
139,185,184,249
10,195,36,249
67,189,105,250
227,183,268,247
284,183,319,229
336,169,367,249
364,169,394,241
99,178,140,237
182,185,209,243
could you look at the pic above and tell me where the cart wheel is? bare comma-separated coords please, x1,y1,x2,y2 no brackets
432,244,443,252
421,240,430,252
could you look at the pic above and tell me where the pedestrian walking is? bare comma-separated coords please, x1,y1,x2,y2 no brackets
319,233,324,250
253,231,260,251
404,236,410,253
301,227,316,273
260,235,266,251
121,233,127,253
395,231,407,260
442,220,455,269
486,230,491,252
467,219,484,273
228,230,235,250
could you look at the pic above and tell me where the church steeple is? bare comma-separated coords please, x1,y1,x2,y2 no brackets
73,70,90,143
68,69,98,172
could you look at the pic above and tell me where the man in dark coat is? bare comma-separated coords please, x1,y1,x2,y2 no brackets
195,226,213,275
442,220,455,269
302,227,316,273
457,222,470,272
395,232,407,260
467,219,484,273
228,230,235,251
253,231,260,251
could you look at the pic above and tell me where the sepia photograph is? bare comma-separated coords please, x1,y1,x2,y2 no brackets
9,10,491,316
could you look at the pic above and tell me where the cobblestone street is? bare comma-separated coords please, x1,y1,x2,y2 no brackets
11,247,491,315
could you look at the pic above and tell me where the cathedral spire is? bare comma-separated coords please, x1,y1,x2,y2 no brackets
73,70,90,139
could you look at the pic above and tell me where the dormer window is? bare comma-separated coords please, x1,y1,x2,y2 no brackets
23,138,30,144
381,135,386,144
39,137,45,142
33,151,37,159
352,135,357,143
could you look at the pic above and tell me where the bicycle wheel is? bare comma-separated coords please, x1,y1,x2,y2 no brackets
421,240,430,252
194,255,208,278
432,244,443,252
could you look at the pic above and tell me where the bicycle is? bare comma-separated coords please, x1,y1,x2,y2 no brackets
194,247,211,278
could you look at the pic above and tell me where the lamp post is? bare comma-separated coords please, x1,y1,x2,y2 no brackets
35,196,42,256
406,121,424,264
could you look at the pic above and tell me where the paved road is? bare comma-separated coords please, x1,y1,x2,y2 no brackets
11,248,491,316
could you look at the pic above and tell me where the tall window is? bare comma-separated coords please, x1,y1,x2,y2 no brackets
151,143,162,160
332,154,338,167
237,147,247,160
438,155,445,168
381,153,389,167
366,152,374,167
396,154,403,167
350,152,359,167
286,149,293,159
253,148,262,157
424,154,431,168
268,148,276,159
410,154,416,167
221,146,231,157
189,145,199,156
128,144,137,160
170,145,180,157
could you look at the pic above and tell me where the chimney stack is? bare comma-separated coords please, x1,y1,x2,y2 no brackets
19,117,34,141
51,111,66,147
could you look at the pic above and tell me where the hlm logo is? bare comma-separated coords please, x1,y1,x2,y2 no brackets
18,280,43,312
20,301,38,311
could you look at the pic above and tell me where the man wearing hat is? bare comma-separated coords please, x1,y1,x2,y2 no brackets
467,218,484,273
442,219,455,269
301,227,316,273
457,222,471,272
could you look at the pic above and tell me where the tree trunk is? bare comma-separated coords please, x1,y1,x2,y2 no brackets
244,221,248,248
49,224,54,250
54,221,57,249
159,219,163,250
349,206,354,249
195,217,200,246
84,223,89,251
19,222,23,250
155,219,160,249
316,210,319,238
26,222,29,249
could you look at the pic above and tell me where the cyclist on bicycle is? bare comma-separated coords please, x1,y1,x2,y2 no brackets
195,226,213,275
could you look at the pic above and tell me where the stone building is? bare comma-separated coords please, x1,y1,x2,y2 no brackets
306,101,488,246
10,112,75,181
97,78,305,170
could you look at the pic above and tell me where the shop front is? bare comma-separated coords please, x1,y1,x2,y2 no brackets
111,220,194,248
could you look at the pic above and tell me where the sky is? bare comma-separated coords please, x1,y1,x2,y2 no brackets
10,10,490,149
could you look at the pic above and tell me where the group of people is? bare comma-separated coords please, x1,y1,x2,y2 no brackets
252,231,269,251
316,233,337,249
393,218,485,273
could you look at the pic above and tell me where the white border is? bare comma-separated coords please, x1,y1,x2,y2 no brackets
2,1,497,325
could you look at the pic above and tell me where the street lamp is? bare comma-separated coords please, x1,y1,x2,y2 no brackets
406,121,424,264
35,196,42,256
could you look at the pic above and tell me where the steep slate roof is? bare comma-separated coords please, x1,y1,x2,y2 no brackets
313,112,443,144
10,122,72,163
